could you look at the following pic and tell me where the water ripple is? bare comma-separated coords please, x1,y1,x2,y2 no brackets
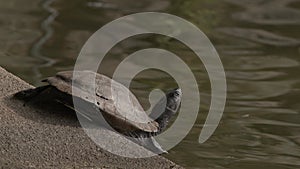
224,55,299,70
224,0,300,25
217,27,300,47
30,0,58,78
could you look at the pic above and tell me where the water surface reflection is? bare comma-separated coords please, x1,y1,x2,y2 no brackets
0,0,300,168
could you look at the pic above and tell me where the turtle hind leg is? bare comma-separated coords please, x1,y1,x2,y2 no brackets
14,85,51,106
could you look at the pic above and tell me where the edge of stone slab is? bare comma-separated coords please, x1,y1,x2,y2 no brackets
0,67,33,98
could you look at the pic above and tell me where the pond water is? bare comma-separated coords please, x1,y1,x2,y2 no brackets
1,0,300,168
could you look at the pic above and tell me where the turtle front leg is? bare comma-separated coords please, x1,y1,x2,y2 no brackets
128,133,167,154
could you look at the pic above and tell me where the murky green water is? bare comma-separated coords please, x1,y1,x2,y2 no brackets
1,0,300,168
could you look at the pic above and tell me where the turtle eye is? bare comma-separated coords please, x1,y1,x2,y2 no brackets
170,92,178,98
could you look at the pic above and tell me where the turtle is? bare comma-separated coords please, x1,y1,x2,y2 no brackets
15,70,182,153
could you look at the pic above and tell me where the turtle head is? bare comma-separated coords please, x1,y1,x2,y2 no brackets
165,88,182,114
152,88,182,134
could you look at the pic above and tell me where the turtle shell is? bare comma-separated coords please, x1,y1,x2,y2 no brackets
43,70,159,133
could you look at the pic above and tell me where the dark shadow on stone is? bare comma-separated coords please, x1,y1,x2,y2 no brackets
4,87,80,127
7,86,118,131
